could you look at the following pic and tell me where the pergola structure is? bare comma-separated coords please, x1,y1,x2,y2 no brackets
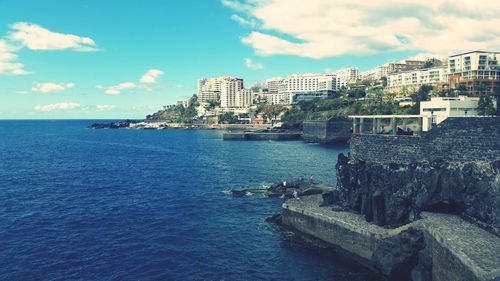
348,115,430,136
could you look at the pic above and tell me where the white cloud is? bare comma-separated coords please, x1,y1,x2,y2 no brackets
221,0,255,13
0,39,29,75
8,22,98,52
139,69,164,84
223,0,500,59
34,102,80,112
97,82,136,95
97,69,165,94
32,82,75,93
231,14,257,27
1,22,98,75
96,105,116,111
244,58,264,70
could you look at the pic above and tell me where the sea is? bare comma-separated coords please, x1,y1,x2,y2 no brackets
0,120,377,281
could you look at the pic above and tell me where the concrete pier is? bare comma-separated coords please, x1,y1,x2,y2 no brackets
282,195,500,281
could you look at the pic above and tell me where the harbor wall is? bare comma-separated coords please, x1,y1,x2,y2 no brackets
302,117,351,143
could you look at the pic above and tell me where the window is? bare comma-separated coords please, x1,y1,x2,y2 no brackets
423,108,446,112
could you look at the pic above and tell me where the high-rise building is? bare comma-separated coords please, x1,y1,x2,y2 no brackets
220,78,244,108
335,68,359,89
266,77,285,94
448,51,500,96
235,89,254,108
198,76,243,102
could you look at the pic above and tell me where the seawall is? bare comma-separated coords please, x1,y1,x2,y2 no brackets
222,132,302,141
282,195,500,281
302,117,351,144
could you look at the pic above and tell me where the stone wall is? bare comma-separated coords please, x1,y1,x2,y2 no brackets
350,117,500,164
302,117,351,143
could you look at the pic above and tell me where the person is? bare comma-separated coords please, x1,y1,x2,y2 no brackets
309,176,314,184
293,190,299,199
283,181,287,187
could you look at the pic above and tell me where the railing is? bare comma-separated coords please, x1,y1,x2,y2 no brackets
349,115,430,136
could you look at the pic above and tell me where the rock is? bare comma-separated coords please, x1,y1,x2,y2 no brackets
372,228,425,281
335,153,500,228
299,188,323,196
372,190,385,226
88,120,132,129
266,214,282,225
410,250,432,281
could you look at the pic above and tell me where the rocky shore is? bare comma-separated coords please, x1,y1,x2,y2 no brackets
269,117,500,281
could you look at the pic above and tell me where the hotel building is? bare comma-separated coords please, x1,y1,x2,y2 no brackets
448,51,500,96
386,67,449,97
276,73,338,104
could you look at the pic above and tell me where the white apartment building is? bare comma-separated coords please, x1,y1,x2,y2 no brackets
420,96,480,130
268,92,286,105
266,77,285,94
386,67,448,96
198,76,243,102
336,68,359,89
235,89,254,108
375,66,389,80
220,78,244,108
277,73,338,104
448,51,500,96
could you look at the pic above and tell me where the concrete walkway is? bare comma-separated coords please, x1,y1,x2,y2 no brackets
283,195,500,281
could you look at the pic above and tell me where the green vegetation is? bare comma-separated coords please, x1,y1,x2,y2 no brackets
146,95,199,123
478,95,496,116
218,112,238,123
282,88,415,128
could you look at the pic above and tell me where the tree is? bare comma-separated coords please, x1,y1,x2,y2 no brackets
478,95,496,116
218,112,237,123
380,76,388,87
262,105,287,125
411,85,433,103
456,84,467,96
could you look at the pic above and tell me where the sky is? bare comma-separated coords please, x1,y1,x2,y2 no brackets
1,0,499,119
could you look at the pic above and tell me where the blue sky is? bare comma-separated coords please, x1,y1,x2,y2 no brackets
1,0,498,119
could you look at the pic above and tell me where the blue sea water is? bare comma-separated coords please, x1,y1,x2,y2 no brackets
0,120,376,281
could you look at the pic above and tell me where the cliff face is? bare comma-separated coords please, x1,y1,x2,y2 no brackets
333,117,500,229
336,155,500,228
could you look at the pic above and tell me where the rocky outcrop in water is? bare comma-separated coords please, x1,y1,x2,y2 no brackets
231,178,330,198
88,120,133,129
